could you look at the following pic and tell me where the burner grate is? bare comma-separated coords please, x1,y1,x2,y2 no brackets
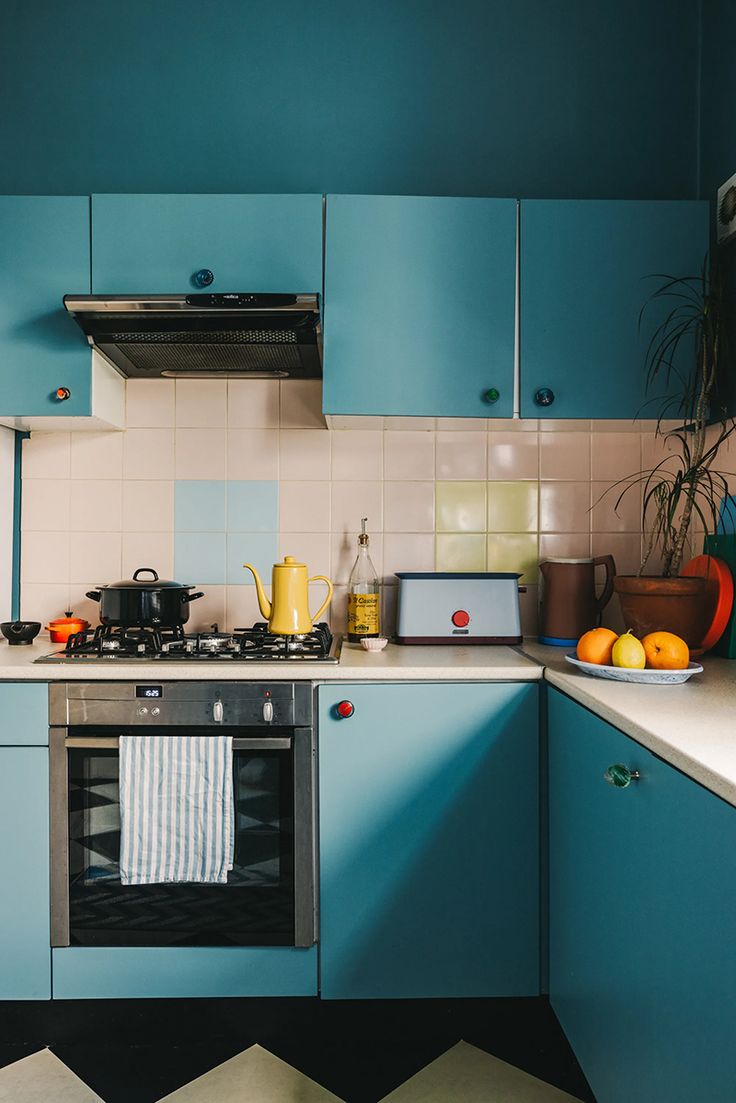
55,623,337,663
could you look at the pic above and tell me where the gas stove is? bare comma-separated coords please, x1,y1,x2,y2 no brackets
34,623,340,663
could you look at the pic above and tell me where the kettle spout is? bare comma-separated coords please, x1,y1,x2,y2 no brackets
243,563,272,620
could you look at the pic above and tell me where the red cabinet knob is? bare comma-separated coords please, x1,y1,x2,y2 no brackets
55,387,71,401
336,700,354,719
451,610,470,628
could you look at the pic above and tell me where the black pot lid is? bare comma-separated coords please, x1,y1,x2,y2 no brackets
98,568,194,590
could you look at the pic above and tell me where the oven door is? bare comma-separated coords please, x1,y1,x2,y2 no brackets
50,728,315,949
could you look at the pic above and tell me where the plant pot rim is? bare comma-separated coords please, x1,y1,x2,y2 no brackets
613,574,706,596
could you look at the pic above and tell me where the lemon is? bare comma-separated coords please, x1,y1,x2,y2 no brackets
611,630,646,669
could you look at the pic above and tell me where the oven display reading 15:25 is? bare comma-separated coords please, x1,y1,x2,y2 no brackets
136,686,163,698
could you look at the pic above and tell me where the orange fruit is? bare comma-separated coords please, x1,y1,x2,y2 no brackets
641,631,690,670
577,627,618,665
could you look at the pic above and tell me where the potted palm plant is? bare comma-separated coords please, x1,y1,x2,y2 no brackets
608,257,736,647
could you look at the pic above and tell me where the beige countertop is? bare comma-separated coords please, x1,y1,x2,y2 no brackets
0,638,543,682
523,640,736,808
4,636,736,807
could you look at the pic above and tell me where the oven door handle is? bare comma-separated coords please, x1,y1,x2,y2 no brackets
63,736,293,750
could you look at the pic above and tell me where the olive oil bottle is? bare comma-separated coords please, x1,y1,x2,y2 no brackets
347,518,380,642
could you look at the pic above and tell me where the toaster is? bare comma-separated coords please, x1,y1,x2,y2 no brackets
395,572,522,644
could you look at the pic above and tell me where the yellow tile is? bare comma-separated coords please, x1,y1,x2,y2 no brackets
488,482,538,533
487,533,539,582
436,533,487,571
435,481,486,532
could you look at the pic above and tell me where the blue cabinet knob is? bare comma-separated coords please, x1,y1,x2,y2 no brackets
484,388,500,405
534,387,555,407
192,268,214,288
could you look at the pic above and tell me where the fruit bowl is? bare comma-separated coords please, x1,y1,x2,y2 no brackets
565,653,703,684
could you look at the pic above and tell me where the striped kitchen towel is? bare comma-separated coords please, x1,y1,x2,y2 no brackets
119,735,235,885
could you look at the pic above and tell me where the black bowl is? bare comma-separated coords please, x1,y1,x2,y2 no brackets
1,621,42,645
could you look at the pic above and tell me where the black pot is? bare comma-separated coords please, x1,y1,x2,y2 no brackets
86,568,204,628
1,620,41,645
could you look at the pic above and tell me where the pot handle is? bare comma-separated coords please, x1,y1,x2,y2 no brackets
181,591,205,604
85,591,101,602
133,567,159,581
593,555,617,615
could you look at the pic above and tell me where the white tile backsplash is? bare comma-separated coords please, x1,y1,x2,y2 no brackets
226,429,279,480
125,379,175,428
174,380,228,428
123,429,175,479
175,428,227,479
21,381,700,634
70,432,124,480
69,481,122,532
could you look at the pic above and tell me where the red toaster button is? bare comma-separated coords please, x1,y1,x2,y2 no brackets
451,610,470,628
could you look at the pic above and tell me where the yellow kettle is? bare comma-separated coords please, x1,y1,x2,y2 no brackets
243,556,333,636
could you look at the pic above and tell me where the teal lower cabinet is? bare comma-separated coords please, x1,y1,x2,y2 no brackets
548,688,736,1103
318,682,539,998
52,946,317,999
0,682,49,745
0,746,50,998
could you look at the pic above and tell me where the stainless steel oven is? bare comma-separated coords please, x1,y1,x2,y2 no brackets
49,682,316,949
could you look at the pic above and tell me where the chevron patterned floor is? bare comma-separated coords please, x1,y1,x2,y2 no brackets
0,997,595,1103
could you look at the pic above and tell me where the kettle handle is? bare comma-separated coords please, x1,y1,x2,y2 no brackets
593,555,616,614
308,576,334,624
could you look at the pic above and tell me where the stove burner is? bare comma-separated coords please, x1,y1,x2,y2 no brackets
56,622,337,662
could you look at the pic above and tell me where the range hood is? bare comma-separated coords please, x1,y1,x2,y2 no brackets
63,293,322,379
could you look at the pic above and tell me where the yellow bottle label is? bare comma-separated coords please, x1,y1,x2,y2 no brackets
347,592,380,636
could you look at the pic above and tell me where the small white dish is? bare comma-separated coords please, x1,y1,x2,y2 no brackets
360,637,389,652
565,652,703,684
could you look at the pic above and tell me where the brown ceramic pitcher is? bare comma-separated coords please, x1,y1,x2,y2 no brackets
539,556,616,645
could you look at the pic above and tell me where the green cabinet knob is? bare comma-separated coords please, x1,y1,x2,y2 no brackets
604,764,641,788
484,388,500,404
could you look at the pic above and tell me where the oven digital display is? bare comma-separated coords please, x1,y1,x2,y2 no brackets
136,685,163,699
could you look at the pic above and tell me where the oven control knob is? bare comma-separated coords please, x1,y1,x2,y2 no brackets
451,609,470,628
263,700,274,723
151,707,160,717
137,706,148,717
336,700,354,719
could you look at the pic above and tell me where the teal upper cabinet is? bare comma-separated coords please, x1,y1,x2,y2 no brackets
0,196,101,421
520,200,709,419
323,195,517,418
91,194,323,293
319,681,539,998
549,689,736,1103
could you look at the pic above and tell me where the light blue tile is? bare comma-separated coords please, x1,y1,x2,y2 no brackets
228,533,279,585
175,532,226,585
227,481,279,533
175,480,227,532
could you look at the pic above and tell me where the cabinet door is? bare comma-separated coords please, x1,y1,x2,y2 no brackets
0,747,50,998
323,195,517,418
520,200,709,419
91,194,323,294
0,196,92,418
549,689,736,1102
319,682,539,998
0,683,49,745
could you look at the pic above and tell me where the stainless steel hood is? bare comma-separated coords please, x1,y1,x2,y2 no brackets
63,293,322,379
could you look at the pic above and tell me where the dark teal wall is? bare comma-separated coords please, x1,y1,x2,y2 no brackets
699,0,736,202
1,0,699,199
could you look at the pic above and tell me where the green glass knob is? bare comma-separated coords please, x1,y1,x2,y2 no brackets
604,764,641,788
484,388,500,405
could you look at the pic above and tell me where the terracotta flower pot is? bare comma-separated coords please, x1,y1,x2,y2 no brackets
613,575,709,650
